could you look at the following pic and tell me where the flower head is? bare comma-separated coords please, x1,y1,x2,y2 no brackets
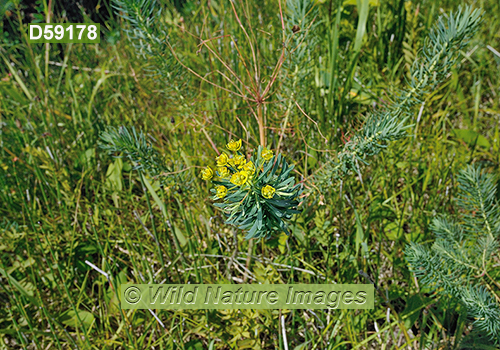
201,166,213,180
229,154,246,168
216,185,228,198
261,185,276,199
216,153,229,167
217,166,230,178
261,148,273,161
230,170,250,186
242,161,256,174
226,139,242,152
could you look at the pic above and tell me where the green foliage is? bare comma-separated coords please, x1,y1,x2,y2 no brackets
405,165,500,345
2,0,500,348
112,0,189,97
99,126,162,173
457,165,500,239
0,1,14,20
280,0,320,103
315,5,484,187
99,125,192,192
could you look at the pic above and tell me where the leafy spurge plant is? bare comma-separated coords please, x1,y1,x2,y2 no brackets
405,165,500,345
314,5,484,188
99,126,193,194
202,140,302,240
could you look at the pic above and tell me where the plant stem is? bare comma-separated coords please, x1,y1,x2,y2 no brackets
258,103,266,147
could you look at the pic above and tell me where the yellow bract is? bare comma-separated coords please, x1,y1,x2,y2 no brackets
217,166,230,178
216,185,228,198
261,185,276,199
201,166,213,180
216,153,229,166
261,148,273,161
226,139,242,151
230,170,249,186
229,154,245,168
242,161,256,174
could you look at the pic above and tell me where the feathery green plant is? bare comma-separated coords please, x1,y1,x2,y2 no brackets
99,126,192,193
405,165,500,345
280,0,320,101
314,5,483,188
112,0,189,98
275,0,320,148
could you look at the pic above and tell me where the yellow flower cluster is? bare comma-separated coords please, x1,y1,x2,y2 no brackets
201,166,213,180
261,185,276,199
202,139,257,185
242,161,255,174
230,170,249,186
217,166,230,178
229,154,245,168
215,185,228,198
226,139,242,152
261,147,273,161
201,140,279,202
214,157,256,187
216,153,229,166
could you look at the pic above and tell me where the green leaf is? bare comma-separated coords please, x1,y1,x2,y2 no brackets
293,341,312,350
353,0,370,52
1,54,32,100
0,267,39,306
290,224,306,245
173,223,187,247
353,207,364,256
257,206,263,230
105,157,123,191
236,339,258,349
59,309,95,329
278,231,288,254
185,340,205,350
384,220,403,240
245,220,260,239
2,85,27,104
79,148,95,168
452,129,491,149
141,173,166,217
307,148,318,168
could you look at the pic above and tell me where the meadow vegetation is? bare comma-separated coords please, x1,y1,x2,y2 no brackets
1,0,500,349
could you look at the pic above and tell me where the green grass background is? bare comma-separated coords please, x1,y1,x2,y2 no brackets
0,0,499,349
